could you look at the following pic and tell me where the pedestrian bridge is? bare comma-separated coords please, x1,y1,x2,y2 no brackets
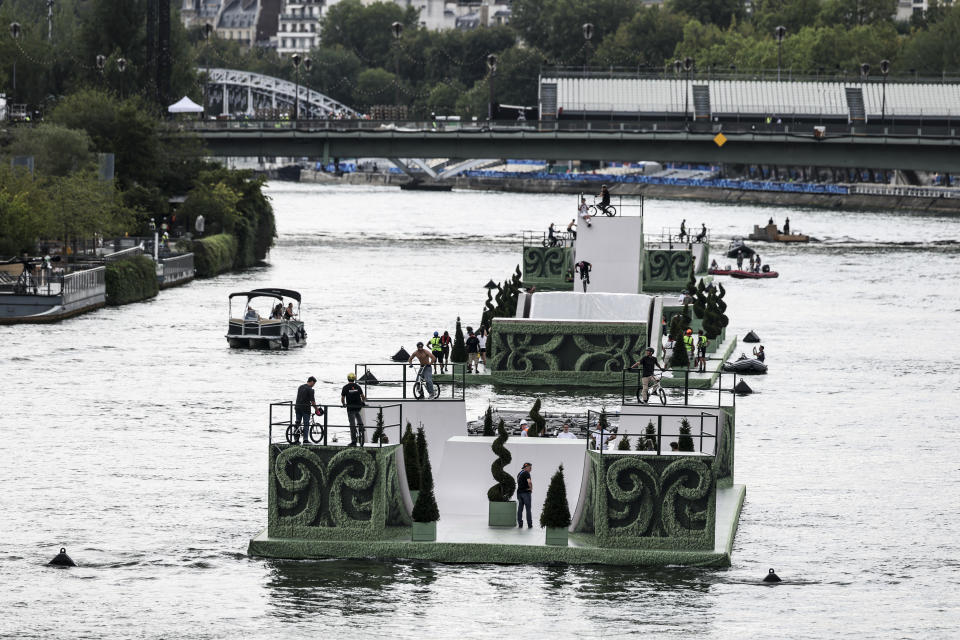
179,119,960,172
201,68,357,118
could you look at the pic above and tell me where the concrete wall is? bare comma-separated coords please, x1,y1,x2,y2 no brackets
574,216,645,294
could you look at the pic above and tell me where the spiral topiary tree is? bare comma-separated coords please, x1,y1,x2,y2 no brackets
539,464,571,529
412,426,440,522
528,398,547,437
487,418,516,501
692,277,707,320
451,316,467,363
668,303,692,369
402,421,421,491
482,405,495,437
678,418,695,452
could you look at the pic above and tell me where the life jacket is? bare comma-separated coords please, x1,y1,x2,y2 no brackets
429,337,442,351
683,335,694,350
698,335,708,348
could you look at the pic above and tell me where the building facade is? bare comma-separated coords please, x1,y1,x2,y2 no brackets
277,0,322,55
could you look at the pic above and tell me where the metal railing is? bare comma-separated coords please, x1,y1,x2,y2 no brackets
578,192,644,217
160,253,195,282
620,368,738,408
61,266,105,305
103,245,144,262
352,362,466,401
586,408,719,456
523,229,575,248
649,226,710,245
847,183,960,198
268,401,403,447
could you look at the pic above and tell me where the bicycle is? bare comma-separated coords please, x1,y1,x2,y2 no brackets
575,260,591,293
635,373,667,405
587,199,617,217
411,364,442,400
286,408,326,444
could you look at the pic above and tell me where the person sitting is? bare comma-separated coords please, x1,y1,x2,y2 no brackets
244,306,259,321
670,441,680,452
640,436,657,451
598,185,611,215
710,258,719,270
695,223,707,243
283,302,295,320
270,303,283,319
578,197,592,228
566,219,577,240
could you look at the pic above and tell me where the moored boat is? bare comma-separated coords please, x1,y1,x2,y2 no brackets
726,238,756,259
729,270,779,279
226,288,307,350
748,222,810,243
722,355,768,374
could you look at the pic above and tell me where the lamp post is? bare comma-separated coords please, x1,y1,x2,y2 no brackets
10,22,21,102
291,53,301,121
96,54,106,87
391,21,403,110
47,0,54,42
582,23,593,121
683,56,693,121
116,57,126,99
486,53,498,121
880,59,890,124
774,25,786,81
303,57,312,119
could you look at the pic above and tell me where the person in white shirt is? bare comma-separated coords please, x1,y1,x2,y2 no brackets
556,423,577,439
592,428,616,450
578,196,592,227
477,327,488,368
519,421,529,437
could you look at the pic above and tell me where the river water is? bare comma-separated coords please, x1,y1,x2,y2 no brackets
2,183,959,638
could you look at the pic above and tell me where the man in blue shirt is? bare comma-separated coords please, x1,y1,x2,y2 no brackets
516,462,533,529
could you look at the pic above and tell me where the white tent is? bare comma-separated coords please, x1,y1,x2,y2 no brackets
167,96,203,113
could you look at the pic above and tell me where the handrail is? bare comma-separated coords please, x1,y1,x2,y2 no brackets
620,367,738,408
103,245,144,262
352,362,466,401
585,408,719,456
522,229,575,248
268,401,403,447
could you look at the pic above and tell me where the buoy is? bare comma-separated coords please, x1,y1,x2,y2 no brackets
763,568,781,583
391,347,410,362
49,548,76,567
358,370,379,385
734,380,753,395
743,330,761,343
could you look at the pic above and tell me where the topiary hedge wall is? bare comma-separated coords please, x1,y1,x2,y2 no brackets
189,233,239,278
105,255,159,306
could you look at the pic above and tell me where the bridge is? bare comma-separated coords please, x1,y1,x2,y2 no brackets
183,119,960,172
200,68,356,118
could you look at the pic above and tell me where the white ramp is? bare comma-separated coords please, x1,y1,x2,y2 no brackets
574,216,645,294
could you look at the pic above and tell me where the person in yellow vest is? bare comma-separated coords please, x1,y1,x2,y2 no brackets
428,331,443,374
696,330,708,372
683,329,695,366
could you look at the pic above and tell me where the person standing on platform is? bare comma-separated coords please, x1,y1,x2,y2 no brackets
429,331,443,374
440,330,452,373
784,217,791,235
630,347,664,404
683,329,695,364
294,376,318,445
696,330,708,373
477,326,488,369
679,219,687,242
340,373,367,446
516,462,533,529
465,330,481,373
736,250,744,270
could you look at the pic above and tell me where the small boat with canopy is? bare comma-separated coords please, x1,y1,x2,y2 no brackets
226,288,306,350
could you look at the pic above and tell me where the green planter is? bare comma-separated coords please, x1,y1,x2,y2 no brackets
545,527,569,546
488,500,517,527
411,521,436,542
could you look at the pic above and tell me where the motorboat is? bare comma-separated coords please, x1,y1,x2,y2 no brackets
722,355,768,374
226,288,306,350
726,237,756,259
399,179,453,191
729,269,779,279
708,267,733,276
748,222,811,243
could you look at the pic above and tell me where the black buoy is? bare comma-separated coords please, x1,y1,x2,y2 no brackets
762,568,781,583
391,347,410,362
49,548,76,567
743,330,761,343
358,370,379,385
734,380,753,395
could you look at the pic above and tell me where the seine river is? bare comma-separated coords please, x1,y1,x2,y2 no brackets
1,183,958,638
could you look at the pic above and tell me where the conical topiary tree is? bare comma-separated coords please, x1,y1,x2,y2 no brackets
539,464,571,529
528,398,547,437
482,405,495,437
678,418,695,452
372,408,386,444
402,421,421,491
412,427,440,523
636,420,657,451
487,418,516,501
617,433,632,450
451,316,467,363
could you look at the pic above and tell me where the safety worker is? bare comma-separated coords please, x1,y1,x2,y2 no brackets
428,331,443,373
683,328,695,365
696,330,708,373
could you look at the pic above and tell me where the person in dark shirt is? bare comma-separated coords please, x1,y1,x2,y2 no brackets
340,373,366,446
599,185,611,215
630,347,664,404
516,462,533,528
753,345,766,362
294,376,317,445
465,331,481,373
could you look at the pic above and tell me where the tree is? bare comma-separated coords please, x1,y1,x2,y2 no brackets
636,420,657,450
425,81,466,115
320,0,420,71
353,67,401,110
402,421,421,491
487,418,516,501
511,0,641,64
412,427,440,522
482,405,495,437
669,0,745,27
678,418,695,451
539,464,571,529
818,0,896,28
593,6,687,68
451,317,467,363
528,398,547,437
617,433,632,450
750,0,821,33
7,124,94,177
302,45,363,107
372,408,386,444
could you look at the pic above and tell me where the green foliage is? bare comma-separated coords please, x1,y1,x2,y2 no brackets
320,0,420,71
188,233,238,278
539,464,571,529
412,427,440,523
483,405,495,437
670,0,744,27
372,408,386,444
7,124,94,177
353,68,401,111
617,433,632,450
678,418,695,452
511,0,641,65
593,6,687,68
451,317,467,363
668,306,692,369
105,255,158,305
636,420,657,450
692,276,706,319
487,418,515,501
402,422,421,491
528,398,547,437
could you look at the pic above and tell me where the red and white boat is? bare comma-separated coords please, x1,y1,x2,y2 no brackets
729,270,779,279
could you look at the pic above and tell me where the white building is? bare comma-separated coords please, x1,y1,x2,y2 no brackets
277,0,322,55
896,0,954,21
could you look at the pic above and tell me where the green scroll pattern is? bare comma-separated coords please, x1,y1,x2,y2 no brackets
523,247,570,280
644,250,694,292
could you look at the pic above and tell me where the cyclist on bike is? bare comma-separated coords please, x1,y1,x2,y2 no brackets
630,347,665,404
547,223,558,247
575,260,592,292
598,185,611,215
341,373,366,446
408,341,437,397
578,196,592,227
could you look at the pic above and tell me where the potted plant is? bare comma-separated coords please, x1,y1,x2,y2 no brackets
402,421,421,503
540,464,571,546
487,418,517,526
482,405,495,437
678,418,695,452
411,426,440,542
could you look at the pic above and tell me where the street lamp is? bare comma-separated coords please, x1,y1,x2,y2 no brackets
47,0,54,42
860,62,870,80
391,21,403,110
683,56,693,121
582,23,593,120
486,53,498,121
116,57,127,99
10,22,21,100
291,53,301,121
774,25,786,81
303,57,312,119
880,59,890,124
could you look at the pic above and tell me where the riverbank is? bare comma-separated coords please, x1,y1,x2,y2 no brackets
307,170,960,215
